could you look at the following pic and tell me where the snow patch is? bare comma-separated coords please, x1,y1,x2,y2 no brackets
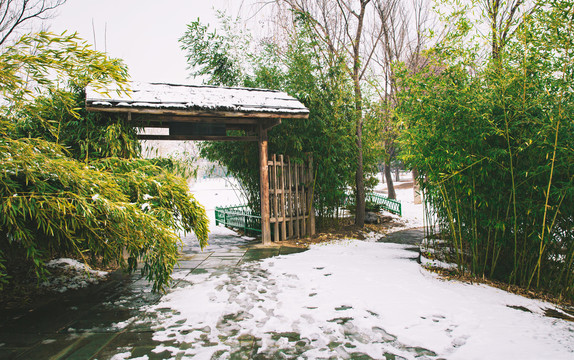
42,258,108,293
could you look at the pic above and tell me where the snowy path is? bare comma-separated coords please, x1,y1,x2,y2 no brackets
125,178,574,360
141,236,573,359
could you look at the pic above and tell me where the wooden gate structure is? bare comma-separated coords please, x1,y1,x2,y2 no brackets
85,81,309,245
268,154,315,242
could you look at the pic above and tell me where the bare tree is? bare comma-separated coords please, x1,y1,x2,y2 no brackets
279,0,388,226
0,0,66,47
368,0,432,199
482,0,527,59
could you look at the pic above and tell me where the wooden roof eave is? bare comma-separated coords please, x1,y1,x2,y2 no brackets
84,82,309,142
84,104,309,120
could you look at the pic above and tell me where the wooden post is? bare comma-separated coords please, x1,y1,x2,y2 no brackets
287,156,294,239
272,154,279,242
294,162,301,238
259,125,271,245
279,155,287,241
308,155,315,236
300,162,307,236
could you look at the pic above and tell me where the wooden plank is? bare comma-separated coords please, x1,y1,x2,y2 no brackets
268,189,288,195
301,162,307,236
259,126,271,245
279,155,287,241
138,124,255,133
138,135,258,141
287,156,294,239
308,155,316,236
272,154,279,243
294,161,300,239
131,114,261,124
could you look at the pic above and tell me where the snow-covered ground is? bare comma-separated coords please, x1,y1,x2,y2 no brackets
147,239,573,359
130,177,574,359
42,258,108,293
374,173,425,231
189,176,246,226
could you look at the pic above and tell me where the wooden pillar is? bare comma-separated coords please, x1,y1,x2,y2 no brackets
287,156,294,239
308,155,315,236
279,155,287,241
259,124,271,245
272,154,279,242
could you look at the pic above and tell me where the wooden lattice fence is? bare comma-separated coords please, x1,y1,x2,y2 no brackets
269,154,315,241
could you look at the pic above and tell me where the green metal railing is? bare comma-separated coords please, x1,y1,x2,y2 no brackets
366,192,402,216
215,193,401,234
214,205,262,235
345,192,402,216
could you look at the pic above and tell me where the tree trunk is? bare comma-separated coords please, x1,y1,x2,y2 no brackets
355,107,366,226
384,163,396,200
412,168,422,204
352,1,369,228
380,164,385,183
395,167,400,182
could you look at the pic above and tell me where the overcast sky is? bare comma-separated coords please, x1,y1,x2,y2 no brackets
46,0,254,84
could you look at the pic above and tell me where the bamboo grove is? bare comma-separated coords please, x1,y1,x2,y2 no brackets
0,33,209,292
397,1,574,300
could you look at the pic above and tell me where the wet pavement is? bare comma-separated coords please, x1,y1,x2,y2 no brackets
378,228,425,246
0,230,308,360
0,228,425,360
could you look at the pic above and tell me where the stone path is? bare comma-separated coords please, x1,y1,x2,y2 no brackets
0,229,424,359
0,231,306,359
378,228,425,245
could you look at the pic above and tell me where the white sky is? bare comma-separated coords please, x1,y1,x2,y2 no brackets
45,0,256,84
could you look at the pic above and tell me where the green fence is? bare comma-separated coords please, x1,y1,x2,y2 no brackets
215,193,401,234
214,205,262,235
345,192,402,217
366,193,402,216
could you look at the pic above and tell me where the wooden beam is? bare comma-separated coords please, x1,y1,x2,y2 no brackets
129,113,261,124
132,123,255,132
86,105,309,119
137,135,258,141
259,125,271,245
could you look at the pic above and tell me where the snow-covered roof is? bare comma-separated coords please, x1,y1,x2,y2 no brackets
85,82,309,118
